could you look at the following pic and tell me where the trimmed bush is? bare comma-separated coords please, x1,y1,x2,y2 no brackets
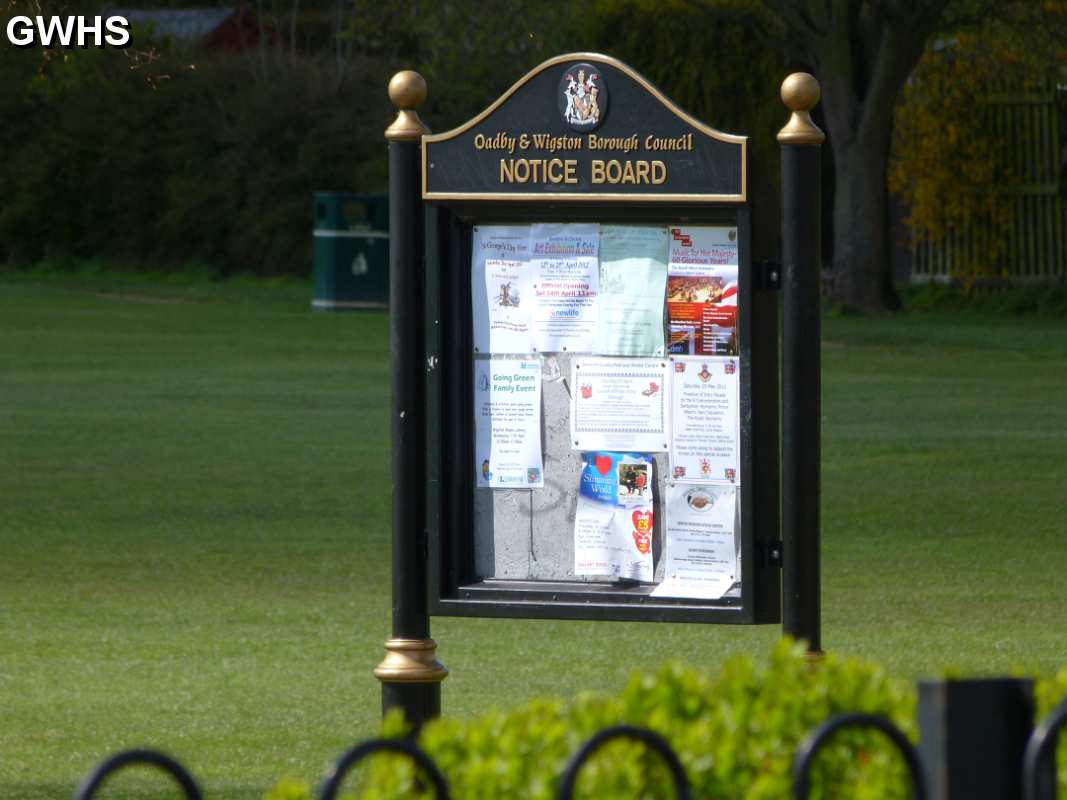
267,641,1067,798
261,641,918,799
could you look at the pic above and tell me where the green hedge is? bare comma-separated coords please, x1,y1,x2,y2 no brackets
265,640,1067,799
267,641,915,799
394,641,914,800
900,283,1067,316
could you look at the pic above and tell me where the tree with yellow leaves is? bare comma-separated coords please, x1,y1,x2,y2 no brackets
890,17,1066,284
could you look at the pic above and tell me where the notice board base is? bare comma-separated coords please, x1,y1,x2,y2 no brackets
431,579,781,624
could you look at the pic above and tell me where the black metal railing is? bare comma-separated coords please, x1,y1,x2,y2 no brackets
556,725,689,800
72,699,1067,800
320,739,450,800
74,749,203,800
1024,696,1067,800
791,714,925,800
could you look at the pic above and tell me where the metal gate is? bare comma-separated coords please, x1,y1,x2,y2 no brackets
911,81,1065,284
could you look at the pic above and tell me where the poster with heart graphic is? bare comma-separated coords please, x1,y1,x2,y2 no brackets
573,451,654,581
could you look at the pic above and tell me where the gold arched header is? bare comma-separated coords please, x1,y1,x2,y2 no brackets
422,52,747,203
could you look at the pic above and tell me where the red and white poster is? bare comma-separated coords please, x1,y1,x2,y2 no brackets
667,226,738,356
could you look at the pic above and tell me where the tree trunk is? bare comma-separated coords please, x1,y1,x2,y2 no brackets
830,136,900,310
794,3,937,311
818,57,906,312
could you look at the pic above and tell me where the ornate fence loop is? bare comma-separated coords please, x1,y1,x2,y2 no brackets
792,713,926,800
1023,696,1067,800
556,724,689,800
73,748,202,800
318,738,449,800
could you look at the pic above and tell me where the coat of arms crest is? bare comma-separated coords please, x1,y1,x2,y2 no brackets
558,63,607,131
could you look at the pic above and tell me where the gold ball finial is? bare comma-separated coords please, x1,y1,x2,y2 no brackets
385,70,430,142
388,70,427,111
777,72,825,145
780,72,820,112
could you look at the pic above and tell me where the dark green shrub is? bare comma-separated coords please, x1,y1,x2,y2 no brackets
0,40,392,276
321,641,919,799
900,283,1067,316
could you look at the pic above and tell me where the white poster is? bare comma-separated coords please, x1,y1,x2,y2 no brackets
473,357,543,488
531,223,599,352
651,483,737,599
471,225,533,354
574,452,654,581
571,358,669,452
598,225,669,356
669,356,740,485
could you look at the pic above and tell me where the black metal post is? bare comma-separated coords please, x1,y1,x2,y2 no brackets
374,70,446,727
778,73,824,653
919,679,1034,800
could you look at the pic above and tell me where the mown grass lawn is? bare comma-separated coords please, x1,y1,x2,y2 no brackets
1,274,1065,799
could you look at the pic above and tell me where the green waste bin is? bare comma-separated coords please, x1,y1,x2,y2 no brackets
312,192,389,310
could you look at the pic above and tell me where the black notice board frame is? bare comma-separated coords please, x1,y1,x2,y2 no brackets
425,203,780,625
422,54,781,625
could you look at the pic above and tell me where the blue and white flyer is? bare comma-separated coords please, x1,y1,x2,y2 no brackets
530,223,599,352
474,357,544,488
651,483,737,599
573,452,654,581
471,225,533,354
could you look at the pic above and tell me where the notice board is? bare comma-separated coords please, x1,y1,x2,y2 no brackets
423,54,781,624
